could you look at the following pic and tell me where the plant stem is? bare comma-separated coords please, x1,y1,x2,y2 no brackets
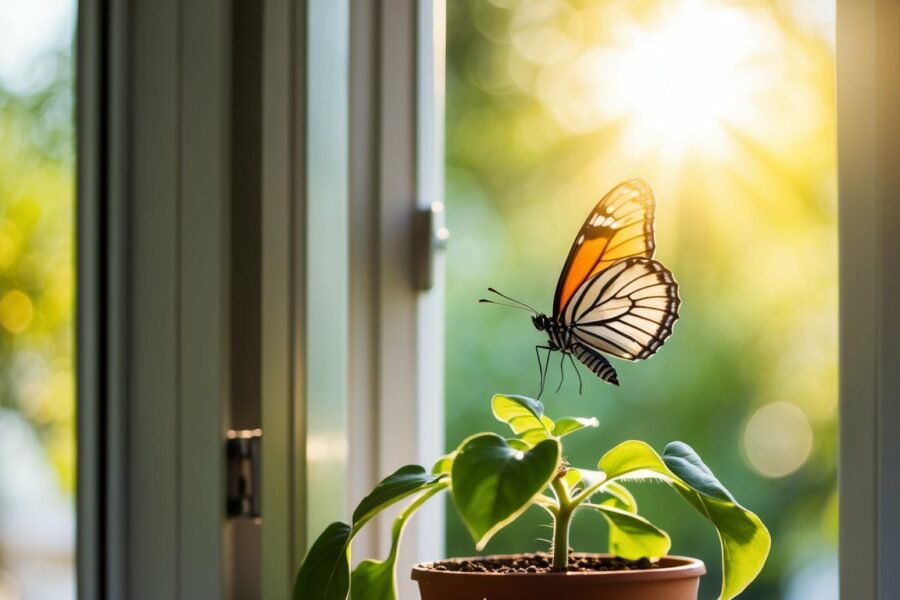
550,477,574,570
386,482,449,555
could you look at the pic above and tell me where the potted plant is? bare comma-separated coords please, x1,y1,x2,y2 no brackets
293,393,770,600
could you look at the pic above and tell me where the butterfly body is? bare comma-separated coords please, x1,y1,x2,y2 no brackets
531,314,571,351
484,179,680,394
532,312,620,390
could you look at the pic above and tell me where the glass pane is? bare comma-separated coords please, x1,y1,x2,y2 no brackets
444,2,837,599
0,0,77,598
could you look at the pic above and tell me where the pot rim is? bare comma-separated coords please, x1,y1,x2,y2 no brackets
411,553,706,583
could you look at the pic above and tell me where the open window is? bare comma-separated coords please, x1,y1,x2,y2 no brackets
69,0,900,598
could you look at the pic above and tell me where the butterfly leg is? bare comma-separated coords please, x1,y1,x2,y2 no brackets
555,352,566,393
535,345,553,398
542,347,553,397
567,352,583,395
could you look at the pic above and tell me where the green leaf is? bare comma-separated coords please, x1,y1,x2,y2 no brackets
599,440,670,479
574,469,605,496
583,503,671,560
600,481,638,513
452,433,561,549
599,441,771,600
295,466,444,600
506,437,532,451
518,427,553,446
491,394,554,444
491,393,545,423
293,521,352,600
565,468,613,506
432,454,454,475
352,465,443,529
561,468,582,493
662,441,734,502
349,560,393,600
351,485,446,600
552,416,599,438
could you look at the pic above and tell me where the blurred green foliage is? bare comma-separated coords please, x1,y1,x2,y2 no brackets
444,1,837,598
0,49,75,493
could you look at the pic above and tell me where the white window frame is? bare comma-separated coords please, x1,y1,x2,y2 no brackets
260,0,445,597
78,0,232,597
836,1,900,598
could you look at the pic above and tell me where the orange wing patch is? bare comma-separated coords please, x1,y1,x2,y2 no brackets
553,179,656,315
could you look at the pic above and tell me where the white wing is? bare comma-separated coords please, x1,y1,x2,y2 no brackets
562,257,680,360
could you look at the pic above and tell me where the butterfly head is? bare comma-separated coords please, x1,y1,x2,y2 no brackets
531,314,552,332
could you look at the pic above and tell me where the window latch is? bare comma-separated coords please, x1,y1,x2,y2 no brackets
414,201,449,291
226,429,261,519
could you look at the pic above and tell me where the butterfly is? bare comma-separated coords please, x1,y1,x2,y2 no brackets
481,179,680,395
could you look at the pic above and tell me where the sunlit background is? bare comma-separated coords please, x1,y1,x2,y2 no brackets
0,0,76,598
0,0,838,597
444,1,837,599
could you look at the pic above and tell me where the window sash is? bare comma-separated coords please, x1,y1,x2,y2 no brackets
77,0,232,597
260,1,446,597
837,1,900,598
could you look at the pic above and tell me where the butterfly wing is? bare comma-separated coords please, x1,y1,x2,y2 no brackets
563,257,680,361
553,179,656,317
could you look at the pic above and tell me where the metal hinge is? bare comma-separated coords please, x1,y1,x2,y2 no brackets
414,201,449,291
226,429,261,519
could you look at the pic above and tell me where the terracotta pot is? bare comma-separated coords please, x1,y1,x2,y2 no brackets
411,554,706,600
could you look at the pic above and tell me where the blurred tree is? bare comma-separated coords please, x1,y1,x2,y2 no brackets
0,48,75,493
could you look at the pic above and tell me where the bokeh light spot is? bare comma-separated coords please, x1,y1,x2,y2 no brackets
0,220,22,272
743,401,813,478
0,289,34,333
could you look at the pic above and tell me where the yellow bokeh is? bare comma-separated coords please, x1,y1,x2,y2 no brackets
0,289,34,333
742,401,814,478
0,219,22,271
1,83,75,497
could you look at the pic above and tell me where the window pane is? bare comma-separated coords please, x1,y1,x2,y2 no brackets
0,0,76,598
444,2,837,599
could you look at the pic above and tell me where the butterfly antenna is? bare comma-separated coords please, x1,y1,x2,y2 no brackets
478,298,535,312
486,287,540,313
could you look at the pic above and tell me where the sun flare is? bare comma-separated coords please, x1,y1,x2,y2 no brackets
582,3,776,157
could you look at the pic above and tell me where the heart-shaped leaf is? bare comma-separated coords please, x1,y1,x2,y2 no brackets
583,503,671,560
491,394,554,445
491,393,545,423
598,440,771,600
293,521,352,600
352,465,443,529
553,416,599,438
452,433,561,549
295,466,444,600
350,484,446,600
